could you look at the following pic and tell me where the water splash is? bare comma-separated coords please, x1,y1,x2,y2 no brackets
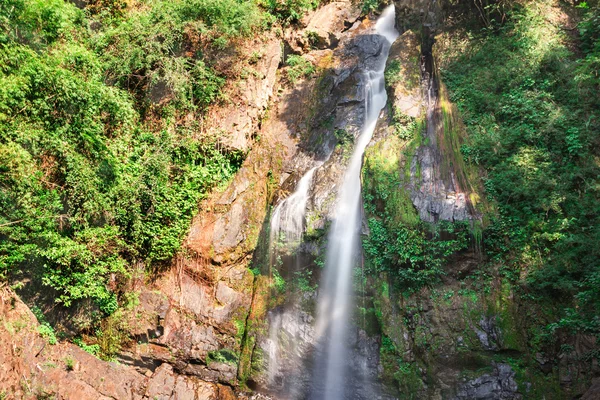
311,6,399,400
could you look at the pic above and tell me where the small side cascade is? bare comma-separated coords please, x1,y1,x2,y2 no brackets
266,311,283,385
261,6,398,399
265,165,319,388
269,166,318,252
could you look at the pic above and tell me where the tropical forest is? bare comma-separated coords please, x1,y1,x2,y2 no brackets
0,0,598,398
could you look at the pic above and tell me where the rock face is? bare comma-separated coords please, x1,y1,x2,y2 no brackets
204,36,282,152
582,378,600,400
358,2,599,399
288,2,362,52
407,73,475,223
110,0,384,394
243,8,400,400
383,30,477,222
452,364,522,400
111,25,293,391
0,287,232,400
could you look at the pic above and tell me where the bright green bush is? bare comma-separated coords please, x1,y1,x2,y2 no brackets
258,0,319,23
362,133,470,291
285,54,315,83
441,2,600,333
0,0,244,314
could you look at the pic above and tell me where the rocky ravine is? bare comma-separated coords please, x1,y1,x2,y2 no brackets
2,1,599,400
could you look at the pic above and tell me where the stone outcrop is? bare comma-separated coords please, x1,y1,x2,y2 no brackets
203,36,282,152
452,363,521,400
0,287,233,400
244,8,400,399
110,0,381,392
582,378,600,400
287,2,362,53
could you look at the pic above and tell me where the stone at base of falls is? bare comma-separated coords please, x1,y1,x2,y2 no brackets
582,378,600,400
452,363,522,400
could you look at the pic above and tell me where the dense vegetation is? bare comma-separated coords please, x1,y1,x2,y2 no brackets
441,0,600,342
362,129,472,292
0,0,323,324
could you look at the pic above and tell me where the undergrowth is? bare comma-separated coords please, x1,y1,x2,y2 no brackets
440,0,600,345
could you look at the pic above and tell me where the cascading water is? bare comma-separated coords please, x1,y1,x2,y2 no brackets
311,6,398,400
270,166,319,250
266,166,319,388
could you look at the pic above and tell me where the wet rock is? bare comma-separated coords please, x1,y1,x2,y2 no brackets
582,378,600,400
475,315,502,351
452,363,522,400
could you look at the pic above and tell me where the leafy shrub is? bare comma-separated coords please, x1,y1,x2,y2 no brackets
362,134,470,291
0,0,244,314
38,323,58,345
334,128,353,145
361,0,384,14
392,110,418,140
285,54,315,83
259,0,319,23
207,348,239,365
73,337,101,356
64,356,75,371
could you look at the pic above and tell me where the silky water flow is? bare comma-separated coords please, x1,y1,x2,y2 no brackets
265,5,398,399
311,6,398,399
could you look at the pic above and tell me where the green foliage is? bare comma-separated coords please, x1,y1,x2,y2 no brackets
363,218,470,290
0,0,243,315
379,335,424,397
362,134,470,291
97,0,260,110
207,348,239,365
361,0,384,15
95,309,129,360
334,128,353,145
64,356,74,371
258,0,319,23
271,268,286,294
38,323,57,345
73,337,101,356
441,1,600,334
392,110,418,140
285,54,315,83
294,269,317,292
32,306,58,344
384,60,402,86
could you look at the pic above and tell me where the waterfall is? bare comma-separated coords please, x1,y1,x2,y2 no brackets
311,6,398,400
270,166,319,251
266,166,318,388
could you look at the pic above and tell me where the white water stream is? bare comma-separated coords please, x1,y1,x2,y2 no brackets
270,166,318,249
265,6,398,398
266,166,318,386
312,6,398,399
